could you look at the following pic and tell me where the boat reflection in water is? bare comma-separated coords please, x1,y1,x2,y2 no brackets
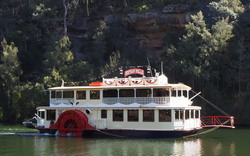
31,137,223,156
0,133,239,156
173,139,202,156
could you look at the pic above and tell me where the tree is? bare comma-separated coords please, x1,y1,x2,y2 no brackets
43,35,95,87
43,36,73,87
12,83,47,122
163,10,235,90
164,11,212,82
0,39,22,121
101,51,121,77
208,0,245,21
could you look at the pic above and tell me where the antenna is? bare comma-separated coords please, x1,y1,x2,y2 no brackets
161,62,163,75
147,57,153,77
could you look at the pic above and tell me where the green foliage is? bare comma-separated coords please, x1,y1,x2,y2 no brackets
164,11,213,79
163,10,235,89
32,3,52,18
0,0,249,124
0,39,22,90
0,39,23,122
43,35,95,87
0,107,3,120
101,51,121,77
211,17,234,51
136,5,149,12
208,0,245,21
43,36,74,87
12,83,47,122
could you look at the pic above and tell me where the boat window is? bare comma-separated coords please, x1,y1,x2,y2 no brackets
171,90,176,97
58,110,62,117
195,110,199,118
101,110,107,118
90,90,100,99
175,110,184,120
191,110,194,118
47,110,56,120
55,91,62,98
51,91,55,98
183,90,187,97
180,110,184,120
143,110,154,122
153,89,169,97
159,110,171,122
136,89,151,97
185,110,190,119
178,90,182,97
128,110,139,122
113,110,123,121
38,111,45,119
103,89,118,98
63,91,74,98
76,91,86,99
175,110,179,120
119,89,134,97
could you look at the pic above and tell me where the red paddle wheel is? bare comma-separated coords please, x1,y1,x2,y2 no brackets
50,110,94,137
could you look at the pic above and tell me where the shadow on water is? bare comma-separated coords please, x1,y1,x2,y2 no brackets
0,128,250,156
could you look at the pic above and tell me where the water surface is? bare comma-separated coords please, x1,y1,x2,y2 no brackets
0,127,249,156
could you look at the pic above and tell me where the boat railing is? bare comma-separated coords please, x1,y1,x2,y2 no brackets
174,118,201,130
201,116,235,128
102,97,170,105
50,98,74,105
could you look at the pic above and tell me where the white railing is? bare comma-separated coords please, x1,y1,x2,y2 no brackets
102,97,170,105
50,98,74,105
174,119,201,130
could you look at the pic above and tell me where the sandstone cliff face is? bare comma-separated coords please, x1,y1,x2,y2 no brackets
70,9,190,51
123,11,190,49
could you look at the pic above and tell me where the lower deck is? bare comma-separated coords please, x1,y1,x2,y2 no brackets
36,106,201,131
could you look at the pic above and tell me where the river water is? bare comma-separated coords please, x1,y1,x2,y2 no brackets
0,127,249,156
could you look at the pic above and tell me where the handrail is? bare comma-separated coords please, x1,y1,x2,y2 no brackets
201,116,235,128
102,97,171,105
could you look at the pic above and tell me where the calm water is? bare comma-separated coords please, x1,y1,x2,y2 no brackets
0,127,249,156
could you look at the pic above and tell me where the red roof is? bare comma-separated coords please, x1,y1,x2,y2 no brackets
89,82,103,86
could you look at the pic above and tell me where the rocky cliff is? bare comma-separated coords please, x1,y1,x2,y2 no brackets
69,6,191,53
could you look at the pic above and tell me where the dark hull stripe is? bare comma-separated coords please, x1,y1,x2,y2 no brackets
37,128,198,138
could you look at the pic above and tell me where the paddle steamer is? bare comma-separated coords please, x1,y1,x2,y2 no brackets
24,66,234,137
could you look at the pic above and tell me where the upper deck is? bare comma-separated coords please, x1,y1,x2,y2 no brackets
47,73,193,108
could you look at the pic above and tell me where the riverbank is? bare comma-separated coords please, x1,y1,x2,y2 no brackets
0,124,38,133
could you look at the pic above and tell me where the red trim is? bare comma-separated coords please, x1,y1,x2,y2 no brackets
117,80,129,84
89,82,103,86
201,116,235,128
146,79,157,84
131,80,143,84
104,81,115,85
201,116,232,119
